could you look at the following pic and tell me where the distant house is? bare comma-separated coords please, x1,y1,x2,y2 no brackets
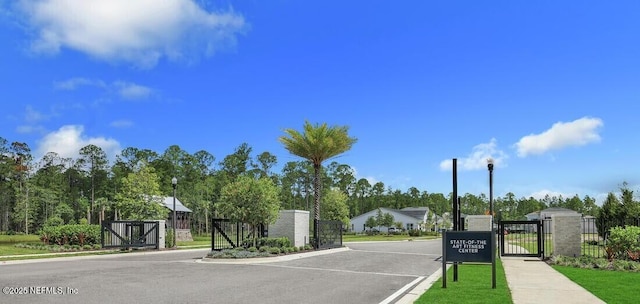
161,196,193,241
349,207,431,233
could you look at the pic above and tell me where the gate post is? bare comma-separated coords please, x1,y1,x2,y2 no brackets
157,220,166,249
551,214,582,257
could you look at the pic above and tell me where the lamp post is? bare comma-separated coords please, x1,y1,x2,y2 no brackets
487,158,494,217
171,177,177,249
487,157,496,289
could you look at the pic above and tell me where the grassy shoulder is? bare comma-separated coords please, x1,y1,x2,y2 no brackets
552,265,639,304
415,258,512,304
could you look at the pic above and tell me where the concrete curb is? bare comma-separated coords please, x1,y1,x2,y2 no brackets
394,264,451,304
1,248,210,265
199,247,350,264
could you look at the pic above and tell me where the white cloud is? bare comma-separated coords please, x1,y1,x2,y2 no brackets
53,77,105,90
514,117,603,157
24,105,47,123
17,0,246,68
440,138,508,171
109,120,133,128
16,125,45,134
53,78,154,100
36,125,121,161
114,81,152,100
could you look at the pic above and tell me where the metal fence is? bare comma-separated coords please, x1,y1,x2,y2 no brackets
581,217,640,258
315,220,343,250
211,219,266,251
101,221,159,249
539,217,640,258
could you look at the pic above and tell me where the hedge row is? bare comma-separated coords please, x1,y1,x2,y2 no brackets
40,224,101,246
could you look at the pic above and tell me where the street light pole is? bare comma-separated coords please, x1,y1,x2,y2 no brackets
171,177,177,249
487,158,494,217
487,157,496,289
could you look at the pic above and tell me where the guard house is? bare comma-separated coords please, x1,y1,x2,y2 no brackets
161,197,193,241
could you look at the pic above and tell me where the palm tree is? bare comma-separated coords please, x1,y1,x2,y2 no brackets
279,121,357,247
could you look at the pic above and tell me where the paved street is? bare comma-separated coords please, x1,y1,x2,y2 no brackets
0,240,442,304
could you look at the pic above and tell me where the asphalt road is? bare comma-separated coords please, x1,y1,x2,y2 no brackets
0,240,442,304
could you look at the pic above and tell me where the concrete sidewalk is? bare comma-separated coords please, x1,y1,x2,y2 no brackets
501,257,605,304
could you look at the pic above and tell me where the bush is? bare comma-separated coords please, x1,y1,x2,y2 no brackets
79,218,88,225
408,229,422,237
247,246,258,252
40,224,101,246
258,246,270,253
268,247,281,255
606,226,640,261
165,229,175,248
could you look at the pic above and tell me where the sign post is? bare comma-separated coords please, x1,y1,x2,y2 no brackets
442,230,496,289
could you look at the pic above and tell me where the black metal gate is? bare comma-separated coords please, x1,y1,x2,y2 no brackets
316,220,342,250
499,220,544,258
211,219,266,251
101,221,159,249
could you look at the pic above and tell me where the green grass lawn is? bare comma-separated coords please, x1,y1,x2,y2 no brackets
342,234,438,242
415,258,512,304
0,234,48,256
177,235,211,247
552,266,639,304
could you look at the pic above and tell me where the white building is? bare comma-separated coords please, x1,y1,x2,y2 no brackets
349,207,431,233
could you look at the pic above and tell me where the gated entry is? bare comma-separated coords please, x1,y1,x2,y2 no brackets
316,220,342,250
101,221,159,249
211,219,266,251
499,220,544,258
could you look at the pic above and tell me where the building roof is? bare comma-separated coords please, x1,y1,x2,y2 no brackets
397,207,429,220
541,207,578,213
161,196,192,213
351,207,429,222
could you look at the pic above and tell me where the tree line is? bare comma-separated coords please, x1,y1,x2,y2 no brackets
1,135,637,235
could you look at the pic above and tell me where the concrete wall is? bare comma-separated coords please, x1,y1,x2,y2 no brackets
552,213,582,257
176,229,193,242
466,215,492,231
269,210,310,247
157,220,165,249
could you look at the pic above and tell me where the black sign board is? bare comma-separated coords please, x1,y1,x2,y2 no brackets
442,230,496,289
444,231,493,263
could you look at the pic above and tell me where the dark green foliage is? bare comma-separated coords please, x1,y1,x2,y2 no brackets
39,224,100,246
44,216,64,227
241,237,291,249
165,228,175,248
606,226,640,261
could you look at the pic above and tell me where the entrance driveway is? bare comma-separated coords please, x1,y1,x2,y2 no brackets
0,240,442,304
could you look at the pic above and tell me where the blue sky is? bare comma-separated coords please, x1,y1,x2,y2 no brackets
1,1,639,204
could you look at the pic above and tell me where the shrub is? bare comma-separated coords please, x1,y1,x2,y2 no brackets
606,226,640,260
40,224,101,246
247,246,258,252
584,240,599,246
93,244,102,250
268,247,281,255
165,229,175,248
304,244,313,251
293,246,299,252
83,245,92,250
79,218,88,225
259,246,270,253
408,229,422,237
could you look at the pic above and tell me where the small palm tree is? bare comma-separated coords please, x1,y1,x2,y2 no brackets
279,121,357,246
